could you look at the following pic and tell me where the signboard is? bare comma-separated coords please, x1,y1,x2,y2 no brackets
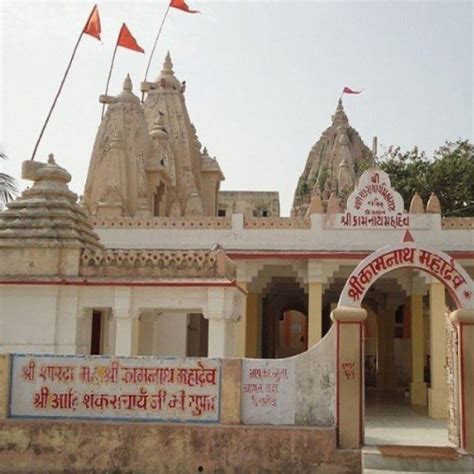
322,168,430,229
10,355,221,422
241,359,295,425
339,242,473,310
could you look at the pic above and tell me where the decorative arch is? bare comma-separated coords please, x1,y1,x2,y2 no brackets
339,239,473,310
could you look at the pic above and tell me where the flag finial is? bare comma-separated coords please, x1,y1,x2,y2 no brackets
163,51,173,73
123,73,133,92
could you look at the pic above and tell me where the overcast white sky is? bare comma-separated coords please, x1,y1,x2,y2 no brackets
1,0,472,215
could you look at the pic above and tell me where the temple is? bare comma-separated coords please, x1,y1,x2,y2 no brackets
0,53,473,471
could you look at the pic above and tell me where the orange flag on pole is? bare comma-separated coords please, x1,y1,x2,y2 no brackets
117,23,145,53
83,5,101,40
170,0,200,14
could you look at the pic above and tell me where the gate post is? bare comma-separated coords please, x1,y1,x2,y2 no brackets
332,306,367,448
450,309,474,452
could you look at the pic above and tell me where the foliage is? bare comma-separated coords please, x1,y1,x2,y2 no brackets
0,152,18,208
377,140,473,216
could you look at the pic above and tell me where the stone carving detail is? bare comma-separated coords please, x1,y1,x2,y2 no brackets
80,249,236,280
243,217,311,229
442,217,474,229
91,216,231,229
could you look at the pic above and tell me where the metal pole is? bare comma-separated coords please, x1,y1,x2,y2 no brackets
101,39,120,120
141,4,171,102
31,30,84,161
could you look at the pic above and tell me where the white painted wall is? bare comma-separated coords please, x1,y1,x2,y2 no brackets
96,214,473,253
0,285,60,353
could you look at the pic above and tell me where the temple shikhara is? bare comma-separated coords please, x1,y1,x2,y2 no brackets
0,52,473,473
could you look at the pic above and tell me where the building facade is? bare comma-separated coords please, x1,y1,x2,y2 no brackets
0,53,473,459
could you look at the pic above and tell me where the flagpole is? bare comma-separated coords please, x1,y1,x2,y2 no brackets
101,39,120,120
30,30,84,161
141,4,172,102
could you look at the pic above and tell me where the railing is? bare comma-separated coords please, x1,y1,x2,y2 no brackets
80,249,236,280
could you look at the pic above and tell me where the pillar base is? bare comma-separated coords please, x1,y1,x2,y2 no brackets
428,387,448,419
410,381,427,406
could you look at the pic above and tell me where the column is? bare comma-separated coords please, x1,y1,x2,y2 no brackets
308,283,323,346
428,280,448,418
375,301,386,388
208,317,235,358
332,306,367,449
206,287,240,358
235,282,248,357
246,292,259,357
410,292,427,405
450,309,474,452
114,313,139,356
112,288,136,356
307,260,323,347
383,300,397,390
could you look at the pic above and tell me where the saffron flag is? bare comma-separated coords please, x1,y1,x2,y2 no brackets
170,0,200,14
342,87,363,94
83,5,101,40
117,23,145,53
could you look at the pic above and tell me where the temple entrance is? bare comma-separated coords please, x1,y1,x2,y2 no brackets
360,274,454,447
333,236,474,451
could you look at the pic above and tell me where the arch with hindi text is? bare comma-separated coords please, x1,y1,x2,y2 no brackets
338,239,473,310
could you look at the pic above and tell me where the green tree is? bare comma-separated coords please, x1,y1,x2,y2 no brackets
378,140,473,216
0,151,18,208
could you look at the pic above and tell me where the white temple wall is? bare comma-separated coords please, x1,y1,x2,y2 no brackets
0,285,60,353
95,214,472,252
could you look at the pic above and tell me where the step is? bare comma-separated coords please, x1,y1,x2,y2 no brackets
364,470,469,474
362,445,473,472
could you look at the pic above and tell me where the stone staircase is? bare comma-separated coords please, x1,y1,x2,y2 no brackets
362,445,473,473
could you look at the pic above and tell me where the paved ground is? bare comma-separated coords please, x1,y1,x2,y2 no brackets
364,390,453,447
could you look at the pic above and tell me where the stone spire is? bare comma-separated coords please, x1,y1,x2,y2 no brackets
292,98,372,216
83,74,151,217
0,156,103,276
156,51,181,91
142,53,224,216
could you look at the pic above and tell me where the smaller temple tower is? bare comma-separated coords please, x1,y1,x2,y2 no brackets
83,75,153,217
292,99,373,216
83,53,225,218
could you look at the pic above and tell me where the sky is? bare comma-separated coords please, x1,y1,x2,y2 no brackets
0,0,472,215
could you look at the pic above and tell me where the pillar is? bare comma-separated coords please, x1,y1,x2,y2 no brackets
112,288,137,356
206,287,240,358
246,292,259,357
383,300,397,390
308,260,323,346
428,280,448,418
115,314,137,356
410,293,427,405
207,317,236,357
308,282,323,346
236,282,248,357
450,309,474,452
375,304,386,388
332,306,367,449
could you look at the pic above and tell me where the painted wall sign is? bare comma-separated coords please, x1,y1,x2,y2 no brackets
339,242,474,310
241,358,295,425
10,355,221,422
323,169,429,229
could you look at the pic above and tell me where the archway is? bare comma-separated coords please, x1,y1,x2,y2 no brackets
332,234,474,451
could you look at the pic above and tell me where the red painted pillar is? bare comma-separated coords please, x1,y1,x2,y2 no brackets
450,309,474,452
331,306,367,448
